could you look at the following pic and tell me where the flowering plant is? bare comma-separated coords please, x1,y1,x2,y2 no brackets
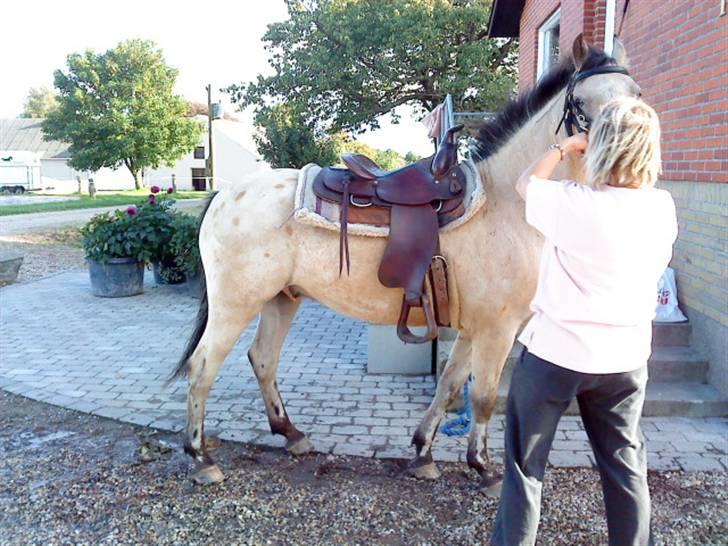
81,185,179,264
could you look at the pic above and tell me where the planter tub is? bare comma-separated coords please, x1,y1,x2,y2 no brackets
0,252,24,286
186,269,202,299
152,260,186,285
88,257,144,297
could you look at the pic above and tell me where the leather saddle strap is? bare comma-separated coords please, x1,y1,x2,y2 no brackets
339,178,351,276
429,253,450,327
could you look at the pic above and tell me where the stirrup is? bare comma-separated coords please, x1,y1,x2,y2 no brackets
396,292,438,344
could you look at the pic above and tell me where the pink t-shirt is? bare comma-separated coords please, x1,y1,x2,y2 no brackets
518,178,678,374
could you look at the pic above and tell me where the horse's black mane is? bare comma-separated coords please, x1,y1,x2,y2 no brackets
470,47,618,161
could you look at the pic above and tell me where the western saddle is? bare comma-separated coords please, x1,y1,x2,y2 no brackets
312,125,466,343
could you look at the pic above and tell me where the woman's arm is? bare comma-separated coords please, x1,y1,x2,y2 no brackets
515,133,589,200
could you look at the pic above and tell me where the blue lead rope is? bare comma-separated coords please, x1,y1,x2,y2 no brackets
440,374,473,436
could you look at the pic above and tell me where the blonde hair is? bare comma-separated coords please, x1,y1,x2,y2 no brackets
585,97,662,190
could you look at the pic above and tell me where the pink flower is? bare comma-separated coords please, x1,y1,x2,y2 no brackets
150,185,160,194
126,206,137,216
167,187,174,194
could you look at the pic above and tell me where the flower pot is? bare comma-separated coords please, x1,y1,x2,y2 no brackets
152,259,186,285
88,257,144,297
185,269,202,299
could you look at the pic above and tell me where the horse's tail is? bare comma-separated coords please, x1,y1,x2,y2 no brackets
167,191,219,384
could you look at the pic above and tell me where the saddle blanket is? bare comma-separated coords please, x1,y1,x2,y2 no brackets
293,160,487,238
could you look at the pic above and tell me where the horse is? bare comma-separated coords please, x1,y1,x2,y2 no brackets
171,34,640,488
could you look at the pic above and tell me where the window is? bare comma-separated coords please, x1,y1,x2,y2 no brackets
194,146,205,159
537,9,561,79
605,0,616,54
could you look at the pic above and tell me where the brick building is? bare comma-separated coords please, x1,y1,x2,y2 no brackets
488,0,727,396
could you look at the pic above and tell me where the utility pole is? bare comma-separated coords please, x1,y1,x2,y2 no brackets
206,84,215,191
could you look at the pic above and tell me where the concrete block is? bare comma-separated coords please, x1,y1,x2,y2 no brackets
367,324,433,375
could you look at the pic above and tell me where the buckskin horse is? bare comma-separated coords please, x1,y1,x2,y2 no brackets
171,35,641,489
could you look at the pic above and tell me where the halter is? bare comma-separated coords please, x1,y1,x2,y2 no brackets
555,65,631,136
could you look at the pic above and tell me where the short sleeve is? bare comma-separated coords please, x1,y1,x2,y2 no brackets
525,178,595,248
525,178,568,239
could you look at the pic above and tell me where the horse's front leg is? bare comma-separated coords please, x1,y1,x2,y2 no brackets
408,333,472,479
467,322,519,496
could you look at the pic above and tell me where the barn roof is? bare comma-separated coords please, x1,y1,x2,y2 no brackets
0,118,71,159
487,0,525,38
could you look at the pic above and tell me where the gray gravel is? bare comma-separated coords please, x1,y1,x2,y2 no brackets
0,228,85,283
0,391,725,546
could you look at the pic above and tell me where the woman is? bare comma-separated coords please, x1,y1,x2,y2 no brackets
491,97,677,546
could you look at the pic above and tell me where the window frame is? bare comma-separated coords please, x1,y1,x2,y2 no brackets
537,9,561,80
193,146,205,160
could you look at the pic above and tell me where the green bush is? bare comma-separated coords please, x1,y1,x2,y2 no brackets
168,213,200,274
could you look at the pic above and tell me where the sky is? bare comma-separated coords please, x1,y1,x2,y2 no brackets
1,0,433,156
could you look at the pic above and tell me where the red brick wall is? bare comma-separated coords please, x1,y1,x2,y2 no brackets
518,0,561,91
518,0,727,183
518,0,611,92
616,0,728,184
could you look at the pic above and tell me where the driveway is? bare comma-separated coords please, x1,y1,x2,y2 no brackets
0,199,204,235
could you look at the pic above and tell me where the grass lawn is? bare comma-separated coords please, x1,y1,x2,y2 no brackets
0,190,209,216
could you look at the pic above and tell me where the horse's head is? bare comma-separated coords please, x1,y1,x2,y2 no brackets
557,34,641,137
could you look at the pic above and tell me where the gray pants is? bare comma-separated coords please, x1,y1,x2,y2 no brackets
491,350,652,546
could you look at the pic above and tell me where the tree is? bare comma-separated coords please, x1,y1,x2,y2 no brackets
404,151,421,163
253,103,343,168
341,140,407,170
43,40,203,190
20,86,59,118
228,0,516,134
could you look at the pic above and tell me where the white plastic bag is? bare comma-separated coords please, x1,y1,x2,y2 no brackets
655,267,687,322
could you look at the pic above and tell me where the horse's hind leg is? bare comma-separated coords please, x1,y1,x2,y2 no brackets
248,292,312,455
467,323,519,496
408,333,472,479
185,304,259,485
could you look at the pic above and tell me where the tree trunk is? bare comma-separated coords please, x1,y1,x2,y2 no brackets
130,168,143,190
123,159,144,190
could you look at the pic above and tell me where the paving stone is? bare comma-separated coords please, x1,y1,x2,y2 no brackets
646,454,680,471
2,271,727,470
676,455,726,472
548,451,594,468
332,444,374,457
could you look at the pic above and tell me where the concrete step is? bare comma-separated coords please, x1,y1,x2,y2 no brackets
652,321,691,347
497,344,708,384
494,380,728,417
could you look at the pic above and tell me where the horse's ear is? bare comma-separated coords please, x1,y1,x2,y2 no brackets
611,36,630,68
572,33,589,70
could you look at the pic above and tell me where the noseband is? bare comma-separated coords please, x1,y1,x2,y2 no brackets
556,65,631,136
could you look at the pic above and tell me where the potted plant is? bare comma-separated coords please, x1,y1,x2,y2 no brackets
136,187,185,285
168,213,202,297
81,207,148,297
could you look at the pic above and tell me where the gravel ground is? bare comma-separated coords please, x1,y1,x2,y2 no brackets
0,227,86,283
0,391,725,546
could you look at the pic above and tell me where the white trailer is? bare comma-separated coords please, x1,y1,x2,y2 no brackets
0,151,43,192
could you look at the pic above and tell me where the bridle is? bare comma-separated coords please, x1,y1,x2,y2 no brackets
555,65,631,136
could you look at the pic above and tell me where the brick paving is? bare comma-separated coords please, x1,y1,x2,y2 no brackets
1,270,726,471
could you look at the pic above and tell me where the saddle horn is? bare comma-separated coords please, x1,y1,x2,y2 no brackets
431,124,464,177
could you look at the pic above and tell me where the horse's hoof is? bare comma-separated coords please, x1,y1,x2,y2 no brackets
480,471,503,498
407,459,441,480
286,436,313,456
192,464,225,485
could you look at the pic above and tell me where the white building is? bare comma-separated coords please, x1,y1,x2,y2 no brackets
0,117,267,193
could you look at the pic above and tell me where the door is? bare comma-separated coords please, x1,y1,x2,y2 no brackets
191,168,207,191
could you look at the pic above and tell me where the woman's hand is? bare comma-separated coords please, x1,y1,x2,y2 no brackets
561,133,588,156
